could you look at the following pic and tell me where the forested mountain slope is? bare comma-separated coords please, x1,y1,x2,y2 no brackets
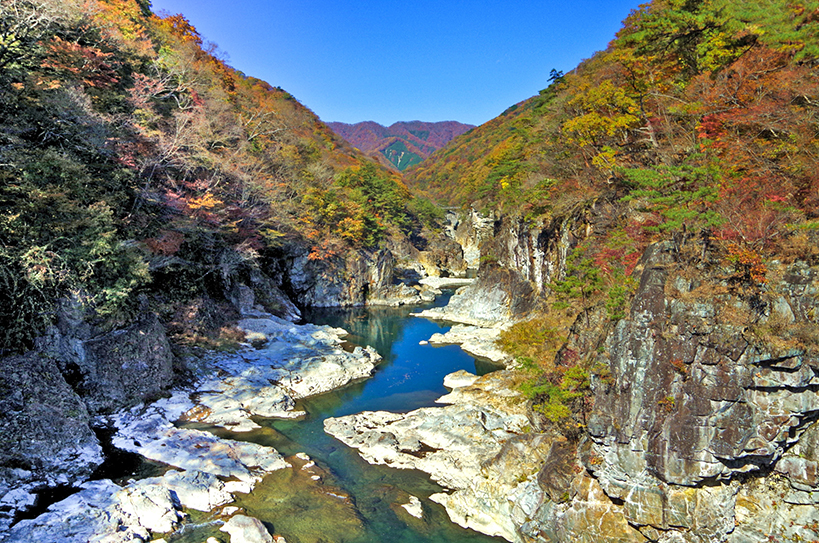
408,0,819,248
400,2,819,539
0,0,437,352
328,120,474,171
406,0,819,391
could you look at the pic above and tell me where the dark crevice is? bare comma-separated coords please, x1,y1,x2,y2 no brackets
90,426,166,484
609,495,625,506
748,385,819,393
401,442,440,459
12,485,80,525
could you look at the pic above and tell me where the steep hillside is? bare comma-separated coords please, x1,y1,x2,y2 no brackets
328,120,474,171
409,0,819,300
0,0,442,353
402,1,819,540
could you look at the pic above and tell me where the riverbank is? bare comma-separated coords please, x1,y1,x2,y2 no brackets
6,315,380,543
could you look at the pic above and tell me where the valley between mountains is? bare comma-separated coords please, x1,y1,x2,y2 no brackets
2,1,819,542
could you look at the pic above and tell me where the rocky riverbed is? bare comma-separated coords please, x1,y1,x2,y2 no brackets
5,315,380,543
324,369,541,542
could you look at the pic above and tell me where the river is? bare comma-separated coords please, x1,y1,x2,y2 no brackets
172,293,506,543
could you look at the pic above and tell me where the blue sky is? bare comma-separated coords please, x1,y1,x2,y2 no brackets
148,0,642,126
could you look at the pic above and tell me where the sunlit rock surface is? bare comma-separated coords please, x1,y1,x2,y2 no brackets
220,514,274,543
327,239,819,542
325,370,538,542
6,315,379,541
180,316,380,432
427,323,510,364
446,208,496,271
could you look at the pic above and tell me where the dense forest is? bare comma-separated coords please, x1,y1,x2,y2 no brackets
0,0,440,353
406,0,819,425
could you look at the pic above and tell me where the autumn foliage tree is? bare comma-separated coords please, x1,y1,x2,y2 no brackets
0,0,428,352
404,0,819,426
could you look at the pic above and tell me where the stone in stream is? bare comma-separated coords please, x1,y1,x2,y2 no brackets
138,470,234,512
427,324,510,365
400,495,424,519
220,514,274,543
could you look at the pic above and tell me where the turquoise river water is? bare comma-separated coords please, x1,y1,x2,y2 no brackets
171,292,506,543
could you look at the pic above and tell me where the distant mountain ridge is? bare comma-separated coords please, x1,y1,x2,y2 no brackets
328,120,475,171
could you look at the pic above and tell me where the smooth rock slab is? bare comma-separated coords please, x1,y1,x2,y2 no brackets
137,470,234,512
175,315,380,433
419,277,476,290
400,495,424,519
427,324,510,364
442,369,480,390
116,424,289,485
220,514,274,543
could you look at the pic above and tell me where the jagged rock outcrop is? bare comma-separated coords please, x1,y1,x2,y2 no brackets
369,235,819,543
567,242,819,541
276,233,467,308
424,207,602,327
492,242,819,543
398,226,469,278
280,247,426,307
447,208,496,270
4,310,378,541
0,352,102,483
31,298,175,417
0,351,104,533
0,301,175,533
227,268,302,321
72,315,175,415
416,266,539,326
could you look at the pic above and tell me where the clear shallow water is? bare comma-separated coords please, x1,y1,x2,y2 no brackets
173,293,506,543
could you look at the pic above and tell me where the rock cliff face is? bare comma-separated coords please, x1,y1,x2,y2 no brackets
570,242,819,542
0,311,175,533
446,209,496,270
275,234,466,308
434,207,600,326
440,236,819,542
333,218,819,543
0,352,103,530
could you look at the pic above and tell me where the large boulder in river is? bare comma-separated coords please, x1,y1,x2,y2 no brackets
220,514,274,543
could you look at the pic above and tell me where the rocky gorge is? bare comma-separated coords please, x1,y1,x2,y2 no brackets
0,216,482,542
1,208,819,543
368,211,819,543
3,313,380,542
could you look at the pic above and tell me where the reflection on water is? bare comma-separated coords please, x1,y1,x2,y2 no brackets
174,293,505,543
